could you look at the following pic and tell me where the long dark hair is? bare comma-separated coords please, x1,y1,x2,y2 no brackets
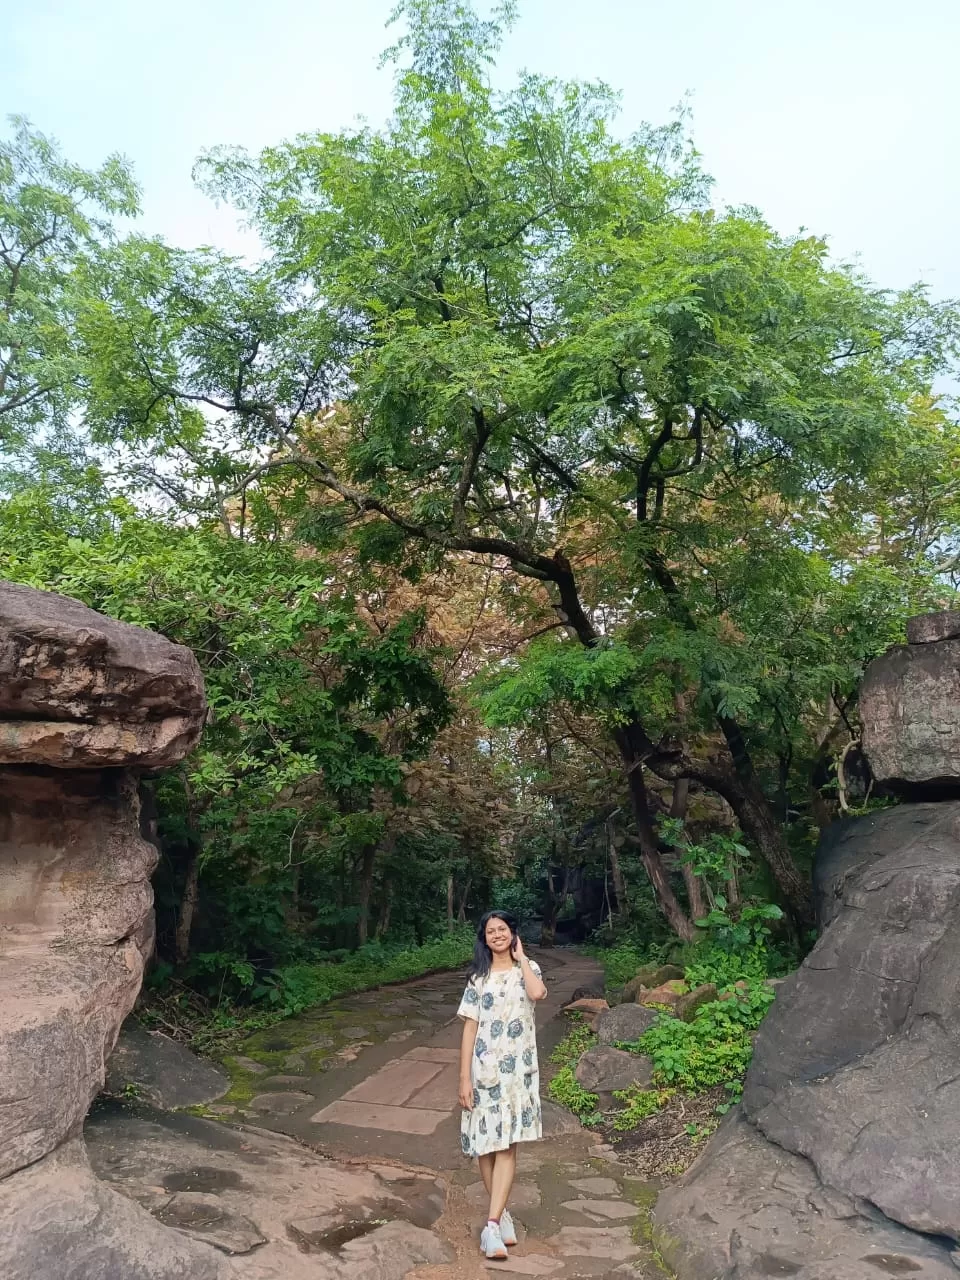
466,909,519,983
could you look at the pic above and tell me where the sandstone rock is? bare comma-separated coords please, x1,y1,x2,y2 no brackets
0,1138,230,1280
621,963,685,1003
337,1220,454,1278
540,1098,583,1136
639,979,686,1008
658,799,960,1274
0,583,208,1274
654,1113,959,1280
86,1102,450,1278
568,984,606,1003
575,1047,654,1094
156,1193,266,1255
562,997,609,1017
596,1002,660,1046
674,983,718,1022
1,766,169,1179
106,1018,230,1109
906,610,960,644
0,580,205,769
861,629,960,790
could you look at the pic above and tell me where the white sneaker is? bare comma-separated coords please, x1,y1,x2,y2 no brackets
480,1222,508,1260
499,1210,517,1246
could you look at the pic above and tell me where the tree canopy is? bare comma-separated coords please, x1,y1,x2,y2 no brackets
1,0,959,977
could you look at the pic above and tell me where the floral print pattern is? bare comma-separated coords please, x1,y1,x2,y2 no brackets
457,960,543,1157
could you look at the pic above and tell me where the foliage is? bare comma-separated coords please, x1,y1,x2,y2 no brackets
694,902,784,953
63,0,960,935
547,1065,600,1122
549,1016,597,1068
610,1085,674,1131
633,983,775,1092
0,117,139,443
142,928,474,1055
3,0,960,987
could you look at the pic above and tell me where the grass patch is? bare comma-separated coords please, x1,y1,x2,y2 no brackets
140,929,474,1060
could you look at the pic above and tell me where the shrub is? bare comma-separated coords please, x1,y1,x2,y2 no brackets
547,1065,600,1121
631,982,775,1092
610,1084,674,1131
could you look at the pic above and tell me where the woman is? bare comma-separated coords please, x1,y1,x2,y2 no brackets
457,910,548,1260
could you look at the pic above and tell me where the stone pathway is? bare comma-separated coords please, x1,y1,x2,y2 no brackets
204,947,667,1279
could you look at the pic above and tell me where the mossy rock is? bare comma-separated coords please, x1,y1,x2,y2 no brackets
623,964,686,1002
673,983,719,1022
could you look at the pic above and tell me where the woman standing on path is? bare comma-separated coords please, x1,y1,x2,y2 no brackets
457,910,548,1261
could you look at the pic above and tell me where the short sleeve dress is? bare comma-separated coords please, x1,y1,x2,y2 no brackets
457,960,544,1157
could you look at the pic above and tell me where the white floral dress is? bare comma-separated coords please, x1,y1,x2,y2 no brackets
457,961,543,1157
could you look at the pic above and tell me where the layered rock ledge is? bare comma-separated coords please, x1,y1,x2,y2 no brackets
0,582,222,1276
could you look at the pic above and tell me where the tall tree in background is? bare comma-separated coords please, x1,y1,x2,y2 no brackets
0,119,138,443
9,2,960,937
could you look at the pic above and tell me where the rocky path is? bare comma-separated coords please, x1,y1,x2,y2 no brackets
90,948,669,1279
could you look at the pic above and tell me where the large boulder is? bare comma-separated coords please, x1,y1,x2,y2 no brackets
654,1113,959,1279
655,612,960,1276
0,582,211,1275
861,614,960,792
596,1003,660,1046
575,1046,654,1094
0,580,205,768
655,797,960,1270
105,1019,230,1110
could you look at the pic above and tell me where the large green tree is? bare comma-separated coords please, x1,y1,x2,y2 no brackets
51,1,960,935
0,118,138,443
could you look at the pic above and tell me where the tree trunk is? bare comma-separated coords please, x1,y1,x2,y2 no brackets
446,874,455,934
541,862,558,947
175,773,203,966
357,842,377,946
457,877,472,922
376,888,392,939
670,778,708,922
657,754,813,931
605,815,630,919
614,724,695,941
175,845,201,966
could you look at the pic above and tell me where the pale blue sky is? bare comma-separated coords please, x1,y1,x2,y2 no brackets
5,0,959,298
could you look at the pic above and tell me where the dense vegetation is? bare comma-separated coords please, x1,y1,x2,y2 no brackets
3,0,960,1018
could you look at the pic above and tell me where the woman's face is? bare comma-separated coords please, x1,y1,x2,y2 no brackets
484,916,514,956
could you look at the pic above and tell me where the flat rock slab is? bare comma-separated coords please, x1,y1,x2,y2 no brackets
548,1225,640,1261
249,1091,314,1114
106,1019,230,1109
228,1056,269,1074
560,1198,638,1221
567,1177,620,1196
311,1100,450,1134
342,1058,444,1106
156,1192,266,1255
484,1255,563,1274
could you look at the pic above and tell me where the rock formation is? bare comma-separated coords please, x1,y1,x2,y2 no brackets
654,611,960,1279
0,581,226,1277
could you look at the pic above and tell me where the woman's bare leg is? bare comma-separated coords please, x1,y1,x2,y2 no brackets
478,1152,495,1196
488,1144,517,1222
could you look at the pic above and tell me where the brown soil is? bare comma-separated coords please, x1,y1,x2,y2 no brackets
601,1084,729,1180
